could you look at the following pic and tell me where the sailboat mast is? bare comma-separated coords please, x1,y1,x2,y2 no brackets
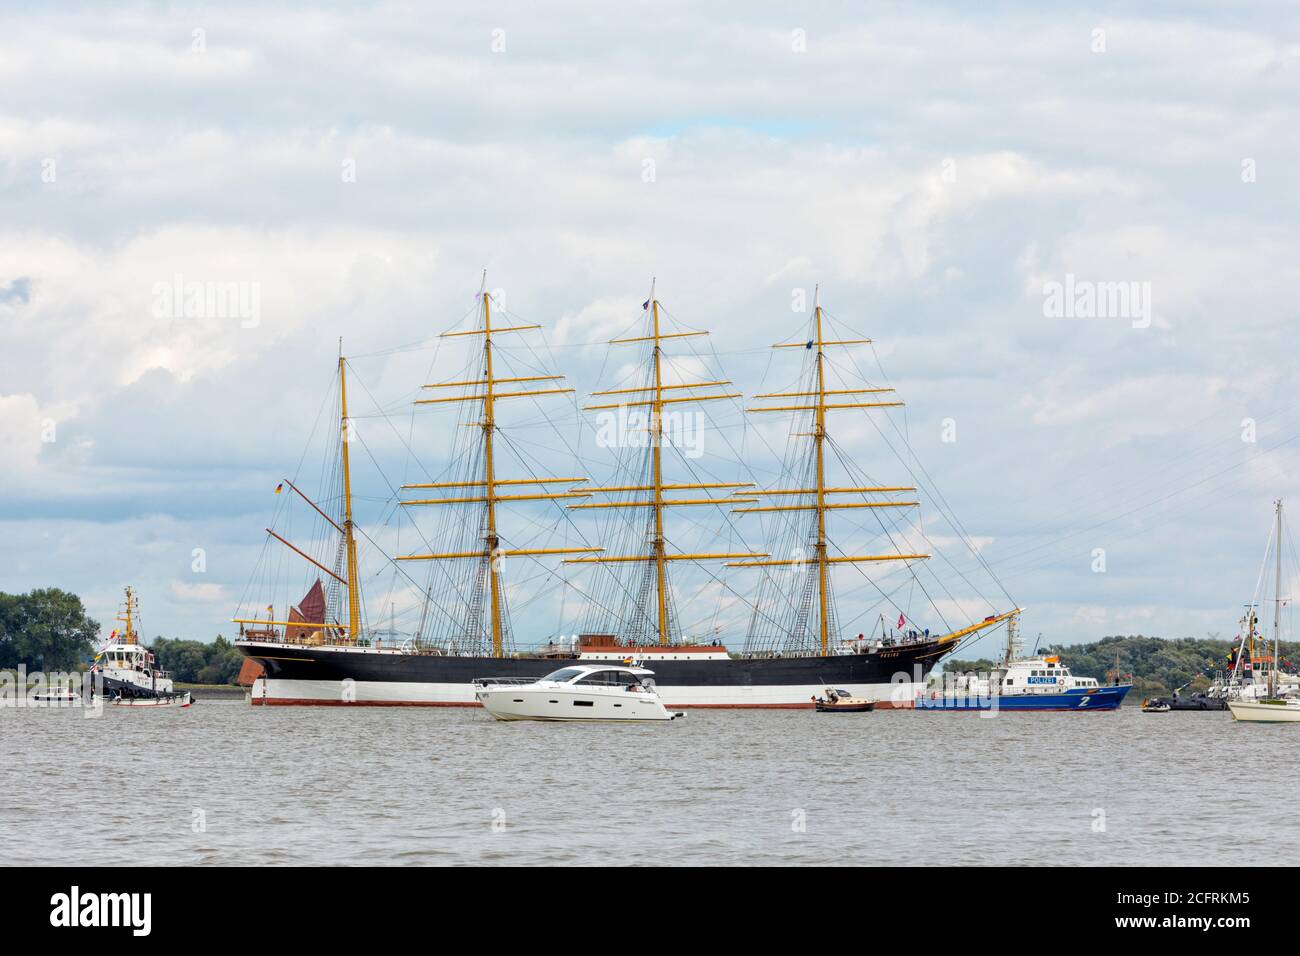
813,294,831,656
650,296,670,645
339,354,361,641
1272,499,1283,697
482,292,506,658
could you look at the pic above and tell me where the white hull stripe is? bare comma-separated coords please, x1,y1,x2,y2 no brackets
249,678,923,708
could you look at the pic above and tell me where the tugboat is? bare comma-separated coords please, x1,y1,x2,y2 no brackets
474,664,683,721
918,614,1132,711
91,587,190,707
814,687,875,712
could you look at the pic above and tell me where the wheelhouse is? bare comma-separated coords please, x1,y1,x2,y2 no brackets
539,665,655,689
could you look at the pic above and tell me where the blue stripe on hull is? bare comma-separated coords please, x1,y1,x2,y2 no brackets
917,685,1132,711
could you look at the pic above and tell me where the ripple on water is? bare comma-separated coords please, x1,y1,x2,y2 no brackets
4,701,1295,865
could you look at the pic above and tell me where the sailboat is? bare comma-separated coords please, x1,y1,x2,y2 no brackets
1229,501,1299,723
233,284,1018,707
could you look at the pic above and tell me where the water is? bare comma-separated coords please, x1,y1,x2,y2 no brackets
5,700,1296,865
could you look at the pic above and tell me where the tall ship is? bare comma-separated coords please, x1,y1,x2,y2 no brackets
234,284,1018,707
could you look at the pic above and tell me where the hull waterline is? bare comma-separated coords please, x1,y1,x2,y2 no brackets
236,639,949,709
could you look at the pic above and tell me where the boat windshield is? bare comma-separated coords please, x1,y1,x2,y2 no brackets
540,667,586,683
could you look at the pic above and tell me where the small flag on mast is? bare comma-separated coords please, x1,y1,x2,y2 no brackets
641,299,650,311
896,613,906,629
274,482,284,494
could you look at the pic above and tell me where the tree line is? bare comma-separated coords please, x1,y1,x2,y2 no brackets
0,588,244,685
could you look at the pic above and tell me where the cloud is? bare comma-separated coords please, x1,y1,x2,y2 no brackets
3,1,1300,647
169,580,228,602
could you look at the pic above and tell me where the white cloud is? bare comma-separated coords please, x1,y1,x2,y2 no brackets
3,1,1300,646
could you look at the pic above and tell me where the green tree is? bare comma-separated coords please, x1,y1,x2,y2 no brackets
151,634,244,685
0,589,99,670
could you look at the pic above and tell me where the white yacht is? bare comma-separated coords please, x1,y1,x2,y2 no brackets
474,664,683,722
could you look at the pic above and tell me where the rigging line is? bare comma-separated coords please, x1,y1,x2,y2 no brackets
837,570,931,632
346,359,478,626
825,435,994,623
984,454,1285,584
841,305,1300,562
346,300,478,359
346,359,461,490
803,317,999,630
488,375,649,626
819,433,965,628
350,520,459,630
1008,384,1300,544
840,342,1015,606
349,429,463,630
977,430,1300,577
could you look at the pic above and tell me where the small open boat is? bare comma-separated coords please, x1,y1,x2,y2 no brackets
814,688,875,713
31,687,81,704
110,691,192,709
1140,698,1171,713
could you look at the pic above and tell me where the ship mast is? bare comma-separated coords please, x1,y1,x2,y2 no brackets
116,586,139,645
231,356,367,641
565,281,765,645
729,289,931,656
1271,499,1283,698
339,352,361,641
396,284,601,657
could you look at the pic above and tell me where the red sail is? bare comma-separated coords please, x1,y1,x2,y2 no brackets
285,578,328,642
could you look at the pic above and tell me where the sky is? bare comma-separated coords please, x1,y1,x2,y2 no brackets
3,1,1300,661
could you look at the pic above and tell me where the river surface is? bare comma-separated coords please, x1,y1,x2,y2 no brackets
5,700,1295,866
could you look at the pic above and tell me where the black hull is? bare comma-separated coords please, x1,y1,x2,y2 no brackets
96,675,171,701
236,638,951,708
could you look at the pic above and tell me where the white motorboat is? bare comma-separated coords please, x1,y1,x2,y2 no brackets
474,664,683,722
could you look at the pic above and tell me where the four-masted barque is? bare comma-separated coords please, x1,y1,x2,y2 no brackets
234,283,1019,707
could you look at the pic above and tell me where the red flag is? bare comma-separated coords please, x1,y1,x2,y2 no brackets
896,613,906,629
